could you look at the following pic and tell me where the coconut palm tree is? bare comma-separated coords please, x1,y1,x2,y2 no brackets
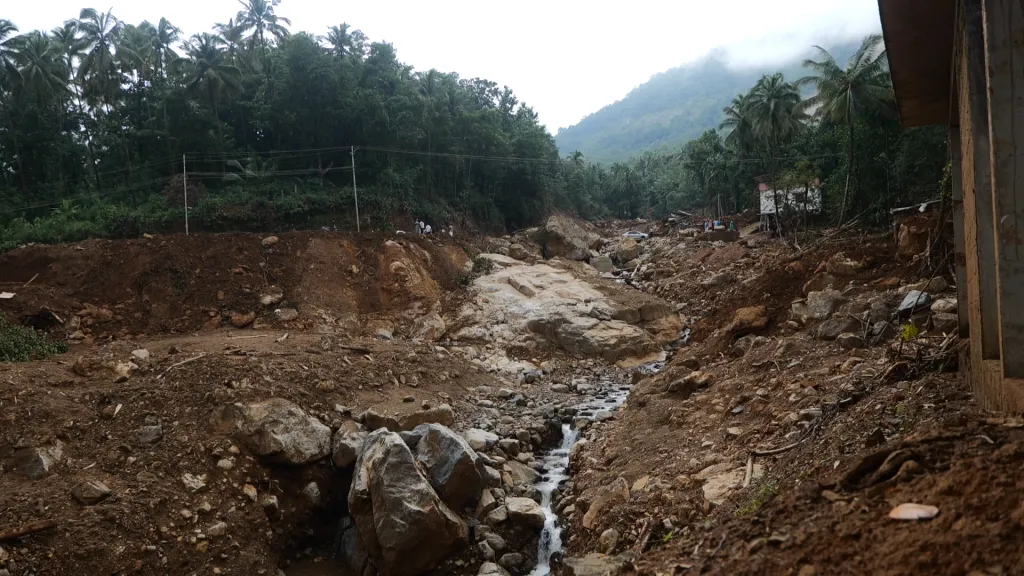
0,19,19,83
746,73,804,233
214,19,248,70
76,8,121,108
150,18,180,77
325,23,352,58
11,31,66,103
235,0,290,72
52,20,101,190
719,92,757,156
798,34,894,224
183,33,242,145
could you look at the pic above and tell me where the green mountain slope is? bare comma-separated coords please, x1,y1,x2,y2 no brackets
555,43,860,162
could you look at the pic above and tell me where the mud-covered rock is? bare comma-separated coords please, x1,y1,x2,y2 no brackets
412,313,446,342
211,398,331,465
349,429,468,576
538,215,601,261
9,441,63,480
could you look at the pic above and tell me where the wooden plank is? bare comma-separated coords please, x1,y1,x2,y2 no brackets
950,126,970,337
982,0,1024,379
960,0,1002,364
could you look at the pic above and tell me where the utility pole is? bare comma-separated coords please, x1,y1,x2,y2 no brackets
182,154,189,235
350,146,360,233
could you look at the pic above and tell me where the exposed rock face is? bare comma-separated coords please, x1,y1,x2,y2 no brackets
527,315,660,362
71,479,112,505
815,316,860,340
349,429,468,576
538,215,601,260
211,398,331,465
361,404,456,432
414,424,486,510
563,553,633,576
332,423,367,469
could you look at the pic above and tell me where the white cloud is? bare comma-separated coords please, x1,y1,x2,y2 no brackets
9,0,881,131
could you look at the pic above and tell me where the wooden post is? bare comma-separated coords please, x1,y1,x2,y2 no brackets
959,0,1001,363
982,0,1024,379
950,126,969,337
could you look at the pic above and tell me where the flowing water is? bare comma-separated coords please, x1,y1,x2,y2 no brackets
527,371,650,576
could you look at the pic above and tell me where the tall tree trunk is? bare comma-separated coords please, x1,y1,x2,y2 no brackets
73,86,102,191
839,118,854,225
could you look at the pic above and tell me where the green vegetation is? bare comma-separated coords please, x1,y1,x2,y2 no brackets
0,6,945,245
0,315,69,362
735,480,779,517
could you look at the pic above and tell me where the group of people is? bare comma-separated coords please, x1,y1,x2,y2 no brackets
703,219,737,232
415,220,454,237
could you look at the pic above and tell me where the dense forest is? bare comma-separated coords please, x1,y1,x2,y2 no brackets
0,2,945,249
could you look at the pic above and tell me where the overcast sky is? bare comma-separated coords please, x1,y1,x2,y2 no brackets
8,0,882,132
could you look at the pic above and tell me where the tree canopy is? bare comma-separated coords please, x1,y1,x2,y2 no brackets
0,11,947,249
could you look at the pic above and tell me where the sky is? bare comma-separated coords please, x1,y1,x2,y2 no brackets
8,0,883,133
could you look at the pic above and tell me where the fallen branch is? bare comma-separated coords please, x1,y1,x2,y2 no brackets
0,519,57,541
157,353,208,380
743,453,754,488
709,533,727,559
753,440,802,457
22,273,39,287
227,334,273,340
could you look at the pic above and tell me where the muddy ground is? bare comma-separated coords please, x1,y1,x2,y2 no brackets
1,222,1019,576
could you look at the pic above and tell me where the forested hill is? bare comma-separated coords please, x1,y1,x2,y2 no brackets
555,42,860,162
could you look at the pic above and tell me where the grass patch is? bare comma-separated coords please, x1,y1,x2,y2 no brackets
0,315,69,362
734,480,779,518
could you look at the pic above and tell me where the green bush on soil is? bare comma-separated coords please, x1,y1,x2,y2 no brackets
0,316,69,362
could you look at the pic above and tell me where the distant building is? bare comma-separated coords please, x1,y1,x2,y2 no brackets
756,178,823,216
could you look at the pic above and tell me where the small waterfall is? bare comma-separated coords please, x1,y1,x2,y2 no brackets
529,424,579,576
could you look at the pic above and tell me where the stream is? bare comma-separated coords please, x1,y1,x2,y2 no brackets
528,364,661,576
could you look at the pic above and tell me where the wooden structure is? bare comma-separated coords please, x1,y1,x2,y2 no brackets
879,0,1024,411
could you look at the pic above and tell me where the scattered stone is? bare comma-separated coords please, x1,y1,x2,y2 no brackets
815,316,860,340
230,311,256,328
898,291,933,316
599,528,620,553
478,541,496,561
931,298,958,314
498,552,524,569
182,473,207,492
211,398,332,465
498,439,521,456
260,291,284,306
926,277,949,293
476,489,498,518
216,458,234,470
10,441,63,480
791,290,847,323
274,308,299,321
131,348,150,362
591,255,614,274
207,521,228,538
837,333,866,350
802,273,835,295
484,532,507,552
478,562,512,576
484,505,509,527
413,313,447,342
932,313,959,334
302,482,322,506
728,306,768,336
135,425,164,445
826,253,865,276
261,495,280,519
506,497,546,531
464,428,500,451
261,235,279,247
71,479,112,505
332,428,368,469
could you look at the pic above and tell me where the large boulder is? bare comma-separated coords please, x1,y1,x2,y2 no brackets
412,313,446,342
538,215,601,261
362,405,456,432
610,238,640,264
211,399,331,465
349,429,468,576
414,424,486,510
591,254,615,274
897,218,931,259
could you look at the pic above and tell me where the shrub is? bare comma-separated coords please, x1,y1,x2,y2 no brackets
0,315,69,362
